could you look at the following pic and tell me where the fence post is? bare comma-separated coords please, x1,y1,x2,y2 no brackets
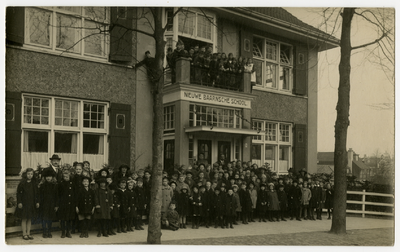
362,189,366,218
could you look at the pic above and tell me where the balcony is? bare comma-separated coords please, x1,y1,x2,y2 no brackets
169,57,252,94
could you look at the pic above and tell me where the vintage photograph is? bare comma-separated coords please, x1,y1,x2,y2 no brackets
4,4,395,246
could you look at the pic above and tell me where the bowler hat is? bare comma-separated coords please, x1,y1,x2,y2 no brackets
49,154,61,160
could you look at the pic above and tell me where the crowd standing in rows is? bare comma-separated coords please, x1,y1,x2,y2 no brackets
16,153,334,240
166,40,257,88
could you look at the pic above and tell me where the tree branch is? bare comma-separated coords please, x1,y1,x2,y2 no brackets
110,23,154,38
162,7,184,32
351,32,387,51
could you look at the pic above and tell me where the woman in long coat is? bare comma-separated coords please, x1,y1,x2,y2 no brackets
267,183,280,222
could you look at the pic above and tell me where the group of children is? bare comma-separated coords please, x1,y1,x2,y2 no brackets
160,166,334,231
15,155,334,239
15,159,150,241
167,42,256,90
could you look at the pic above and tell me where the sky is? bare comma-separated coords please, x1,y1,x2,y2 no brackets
285,8,395,157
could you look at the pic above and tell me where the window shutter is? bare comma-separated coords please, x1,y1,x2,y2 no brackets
6,91,22,175
6,7,25,45
293,45,308,96
240,29,253,59
293,124,307,173
109,103,131,168
109,7,133,62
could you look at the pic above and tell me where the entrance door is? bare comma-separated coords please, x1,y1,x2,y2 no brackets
218,141,231,163
198,140,212,165
164,140,175,175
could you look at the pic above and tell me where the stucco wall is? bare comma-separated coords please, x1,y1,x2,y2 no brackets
307,48,318,173
6,47,137,168
251,90,308,124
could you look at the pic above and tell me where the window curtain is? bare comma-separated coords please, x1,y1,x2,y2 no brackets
71,133,77,153
23,131,29,152
98,135,104,154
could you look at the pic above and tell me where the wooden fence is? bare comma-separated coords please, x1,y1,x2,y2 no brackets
346,190,394,217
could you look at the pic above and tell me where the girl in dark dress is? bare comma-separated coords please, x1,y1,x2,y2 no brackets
15,168,39,240
190,185,203,229
177,186,190,229
39,169,59,238
57,170,76,238
257,183,268,222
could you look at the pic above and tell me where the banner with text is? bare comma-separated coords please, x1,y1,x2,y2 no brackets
180,91,251,109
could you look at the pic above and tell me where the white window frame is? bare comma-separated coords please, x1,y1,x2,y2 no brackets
21,93,109,169
163,105,175,131
251,120,292,174
252,36,293,92
24,7,110,60
189,103,242,129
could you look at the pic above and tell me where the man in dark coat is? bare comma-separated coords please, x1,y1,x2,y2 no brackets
43,154,63,183
134,51,157,82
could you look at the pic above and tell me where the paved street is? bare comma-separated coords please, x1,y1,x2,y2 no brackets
6,216,394,245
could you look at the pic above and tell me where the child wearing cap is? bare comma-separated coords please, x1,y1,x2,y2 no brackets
162,202,180,231
267,183,280,222
135,178,147,230
116,179,131,233
39,169,59,238
202,181,214,228
232,184,241,225
239,183,251,224
177,186,190,229
277,184,288,221
248,182,257,222
57,170,76,238
257,183,268,222
94,177,113,237
109,184,120,235
213,187,225,228
126,179,137,231
225,188,237,228
191,185,203,229
76,176,95,238
300,182,311,220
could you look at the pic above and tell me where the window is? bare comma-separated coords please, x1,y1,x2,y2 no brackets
189,104,242,129
22,94,108,170
178,9,214,42
251,120,292,173
164,105,175,131
252,36,293,92
26,7,109,58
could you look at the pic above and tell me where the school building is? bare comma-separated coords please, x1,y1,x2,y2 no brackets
5,7,339,232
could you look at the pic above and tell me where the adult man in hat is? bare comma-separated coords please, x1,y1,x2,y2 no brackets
43,154,63,183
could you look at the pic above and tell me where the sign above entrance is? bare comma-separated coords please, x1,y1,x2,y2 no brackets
179,91,251,109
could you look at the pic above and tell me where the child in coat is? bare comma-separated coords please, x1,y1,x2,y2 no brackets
267,183,280,222
177,186,190,229
109,184,120,234
39,169,58,238
58,170,76,238
76,176,95,238
277,184,288,221
239,183,251,224
191,185,203,229
300,182,312,220
116,178,131,233
248,182,258,222
126,179,137,231
15,168,39,240
135,178,147,230
325,183,334,219
162,202,180,231
232,184,241,225
94,177,113,237
213,187,225,228
225,188,237,228
257,183,268,222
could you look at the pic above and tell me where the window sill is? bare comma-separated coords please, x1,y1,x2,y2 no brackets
252,86,307,98
7,44,133,69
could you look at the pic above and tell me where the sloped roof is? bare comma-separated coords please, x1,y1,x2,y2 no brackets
243,7,339,42
317,152,334,164
317,165,334,174
353,160,370,170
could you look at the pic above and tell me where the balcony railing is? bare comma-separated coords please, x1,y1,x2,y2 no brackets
170,58,252,93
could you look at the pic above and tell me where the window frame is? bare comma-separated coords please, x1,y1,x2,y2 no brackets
189,103,242,129
24,7,110,60
252,35,293,92
251,120,292,173
21,93,109,168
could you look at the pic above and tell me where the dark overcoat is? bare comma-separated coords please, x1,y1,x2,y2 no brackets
116,189,131,218
76,187,95,215
213,193,226,217
134,186,147,211
94,187,113,219
325,189,334,209
224,194,237,217
288,185,302,208
239,189,252,213
310,187,321,208
277,190,288,211
110,191,120,218
15,180,39,219
176,192,190,216
39,181,58,220
267,190,280,211
257,190,268,213
57,180,76,220
126,188,137,218
191,192,203,216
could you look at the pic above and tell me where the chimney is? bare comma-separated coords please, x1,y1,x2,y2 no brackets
347,148,353,174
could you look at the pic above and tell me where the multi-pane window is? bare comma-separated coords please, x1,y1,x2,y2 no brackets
252,36,293,91
83,103,105,129
178,9,213,42
26,7,109,59
251,120,292,173
164,105,175,130
21,94,108,170
189,104,242,129
24,96,50,125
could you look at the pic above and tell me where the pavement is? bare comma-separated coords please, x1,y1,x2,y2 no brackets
5,216,394,245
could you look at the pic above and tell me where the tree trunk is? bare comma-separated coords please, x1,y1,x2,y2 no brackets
330,8,355,234
147,8,166,244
